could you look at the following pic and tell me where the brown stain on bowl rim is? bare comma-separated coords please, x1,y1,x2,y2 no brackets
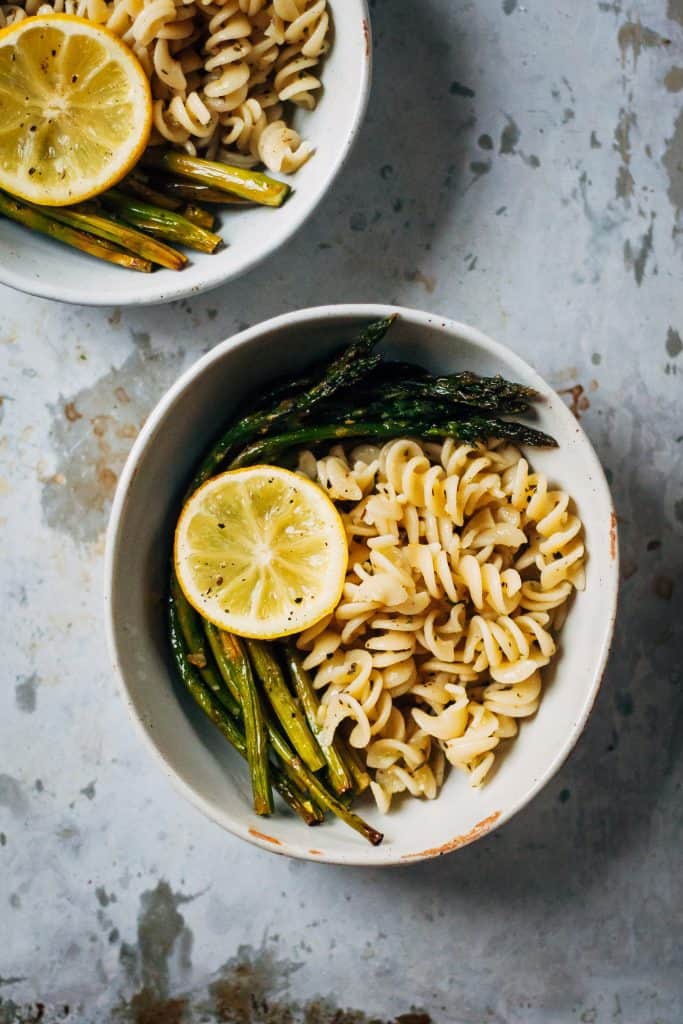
363,18,370,57
248,828,282,846
610,511,617,560
308,849,323,856
401,810,501,860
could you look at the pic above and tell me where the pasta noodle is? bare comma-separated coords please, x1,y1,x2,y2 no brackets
8,0,330,173
296,438,585,812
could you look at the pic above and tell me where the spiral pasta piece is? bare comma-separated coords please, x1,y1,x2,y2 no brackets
296,436,585,809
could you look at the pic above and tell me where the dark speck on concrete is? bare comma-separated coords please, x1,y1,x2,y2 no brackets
349,212,367,231
207,308,218,321
15,673,38,713
495,205,507,215
616,692,635,716
500,116,520,155
478,133,493,150
559,789,571,803
0,775,28,816
80,781,96,801
654,576,674,600
392,198,403,212
562,108,575,123
590,131,602,148
674,498,683,523
96,886,115,908
34,779,43,793
380,163,393,179
0,833,6,846
470,160,491,179
10,893,21,909
646,539,661,551
592,352,602,365
503,0,517,12
666,327,682,357
449,80,475,98
623,213,655,285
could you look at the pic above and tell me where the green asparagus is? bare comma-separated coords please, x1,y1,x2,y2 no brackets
169,593,317,823
144,151,290,207
0,191,152,272
245,640,326,773
100,189,222,253
193,316,397,486
282,644,353,796
33,202,187,271
204,624,273,816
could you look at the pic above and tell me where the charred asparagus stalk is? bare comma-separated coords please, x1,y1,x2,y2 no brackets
144,151,290,207
203,623,381,842
121,174,183,210
169,593,316,823
203,624,273,816
193,316,397,486
31,202,187,271
181,204,216,231
100,189,222,253
282,644,353,796
245,640,326,773
171,577,240,718
150,177,250,206
231,415,557,468
0,191,152,272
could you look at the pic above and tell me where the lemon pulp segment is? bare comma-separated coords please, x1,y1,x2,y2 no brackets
174,466,349,639
0,15,151,205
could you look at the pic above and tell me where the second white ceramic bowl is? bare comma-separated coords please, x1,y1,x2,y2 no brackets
105,305,618,865
0,2,371,305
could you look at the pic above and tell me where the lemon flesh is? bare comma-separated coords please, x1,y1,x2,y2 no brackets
0,15,151,205
174,466,349,639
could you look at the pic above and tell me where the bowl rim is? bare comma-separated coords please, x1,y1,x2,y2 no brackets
104,303,619,866
0,1,372,307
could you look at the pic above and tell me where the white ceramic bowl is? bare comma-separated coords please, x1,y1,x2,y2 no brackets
0,3,370,306
104,305,618,865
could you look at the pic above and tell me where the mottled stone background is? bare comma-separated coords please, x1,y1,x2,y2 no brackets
1,1,682,1021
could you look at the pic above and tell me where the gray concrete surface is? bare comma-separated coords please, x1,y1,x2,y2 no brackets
1,1,682,1021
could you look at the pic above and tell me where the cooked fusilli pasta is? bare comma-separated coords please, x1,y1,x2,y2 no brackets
10,0,330,173
296,438,585,812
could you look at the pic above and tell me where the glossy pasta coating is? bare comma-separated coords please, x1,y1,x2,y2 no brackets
296,438,585,812
3,0,329,173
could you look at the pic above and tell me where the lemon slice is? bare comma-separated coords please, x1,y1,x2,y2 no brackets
0,14,152,205
174,466,349,639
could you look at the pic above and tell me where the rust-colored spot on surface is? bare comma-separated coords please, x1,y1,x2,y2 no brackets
609,510,617,560
98,465,118,493
654,575,674,600
248,828,282,845
117,423,139,440
362,17,370,57
129,993,187,1024
401,810,501,860
559,383,590,419
64,401,82,422
308,848,323,856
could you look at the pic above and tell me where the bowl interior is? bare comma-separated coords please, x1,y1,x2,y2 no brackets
0,2,369,306
106,307,617,865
